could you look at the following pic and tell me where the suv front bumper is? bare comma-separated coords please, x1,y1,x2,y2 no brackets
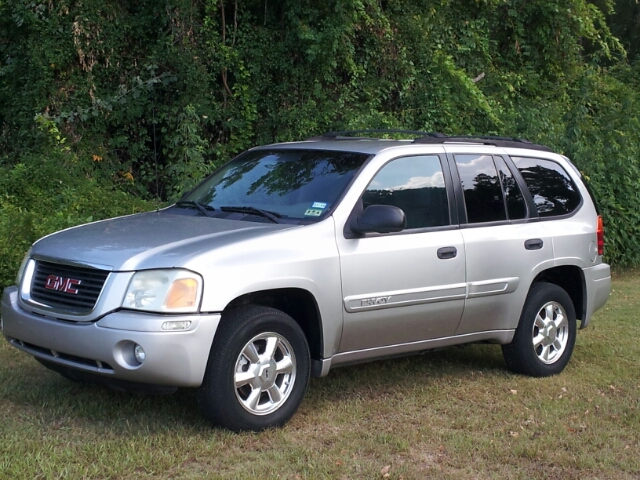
1,286,220,387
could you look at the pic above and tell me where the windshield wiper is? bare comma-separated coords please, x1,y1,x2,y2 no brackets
220,206,282,223
175,200,216,217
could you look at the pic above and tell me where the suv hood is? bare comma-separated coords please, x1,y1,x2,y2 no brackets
30,211,294,271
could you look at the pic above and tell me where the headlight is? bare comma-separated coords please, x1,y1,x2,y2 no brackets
16,248,32,286
122,269,203,313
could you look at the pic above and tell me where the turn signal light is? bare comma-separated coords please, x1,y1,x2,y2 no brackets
164,278,199,309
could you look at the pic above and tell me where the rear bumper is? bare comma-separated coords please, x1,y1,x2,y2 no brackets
1,286,220,387
581,263,611,328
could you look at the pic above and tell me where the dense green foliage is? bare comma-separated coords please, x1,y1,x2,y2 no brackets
1,0,640,288
606,0,640,61
0,117,151,288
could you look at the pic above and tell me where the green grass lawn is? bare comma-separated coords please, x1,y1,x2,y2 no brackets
1,273,639,479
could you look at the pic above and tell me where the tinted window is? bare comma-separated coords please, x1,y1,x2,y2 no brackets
455,154,506,223
512,157,581,217
494,156,527,220
182,149,368,222
363,156,449,229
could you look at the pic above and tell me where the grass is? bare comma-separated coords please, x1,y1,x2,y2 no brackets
1,272,639,479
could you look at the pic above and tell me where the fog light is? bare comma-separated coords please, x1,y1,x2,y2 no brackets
161,320,192,331
134,344,146,364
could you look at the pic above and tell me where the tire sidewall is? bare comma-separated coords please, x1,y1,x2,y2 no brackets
198,306,310,431
506,283,577,377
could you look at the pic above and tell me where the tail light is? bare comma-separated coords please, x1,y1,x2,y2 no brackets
596,215,604,256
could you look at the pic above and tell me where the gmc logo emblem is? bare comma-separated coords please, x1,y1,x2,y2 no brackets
45,275,81,295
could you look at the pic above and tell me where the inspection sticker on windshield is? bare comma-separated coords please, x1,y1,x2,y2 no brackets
304,209,323,217
312,202,327,209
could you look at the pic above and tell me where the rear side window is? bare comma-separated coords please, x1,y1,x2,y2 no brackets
363,155,450,229
512,157,581,217
455,154,506,223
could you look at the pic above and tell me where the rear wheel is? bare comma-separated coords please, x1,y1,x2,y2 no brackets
197,305,310,431
502,282,577,377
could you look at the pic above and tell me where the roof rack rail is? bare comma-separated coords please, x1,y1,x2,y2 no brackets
412,135,553,152
307,129,445,140
306,130,553,152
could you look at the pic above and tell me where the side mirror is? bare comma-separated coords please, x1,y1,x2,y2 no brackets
351,205,406,235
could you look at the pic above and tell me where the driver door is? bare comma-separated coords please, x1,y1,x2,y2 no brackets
336,154,466,353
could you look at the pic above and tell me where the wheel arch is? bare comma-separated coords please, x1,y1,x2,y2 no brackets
531,265,586,327
221,288,324,364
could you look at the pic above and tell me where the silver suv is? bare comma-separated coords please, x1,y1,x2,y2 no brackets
1,132,611,431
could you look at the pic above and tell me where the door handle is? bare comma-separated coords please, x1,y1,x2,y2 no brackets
437,246,457,259
524,238,544,250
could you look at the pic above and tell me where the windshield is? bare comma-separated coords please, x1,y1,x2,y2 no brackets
179,149,369,223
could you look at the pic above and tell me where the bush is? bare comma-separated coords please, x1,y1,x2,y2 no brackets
1,0,639,266
0,147,152,290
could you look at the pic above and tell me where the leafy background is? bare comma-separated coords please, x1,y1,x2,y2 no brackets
1,0,640,289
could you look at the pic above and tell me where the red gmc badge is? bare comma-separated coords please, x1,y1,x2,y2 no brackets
44,275,81,294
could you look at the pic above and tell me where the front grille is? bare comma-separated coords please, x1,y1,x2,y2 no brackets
30,260,109,314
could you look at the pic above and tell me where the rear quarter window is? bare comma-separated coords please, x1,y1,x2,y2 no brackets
512,157,582,217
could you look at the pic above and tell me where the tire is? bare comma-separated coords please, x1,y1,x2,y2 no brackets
502,282,577,377
197,305,310,431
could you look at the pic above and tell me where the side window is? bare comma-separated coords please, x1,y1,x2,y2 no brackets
363,155,450,229
494,156,527,220
512,157,581,217
455,154,506,223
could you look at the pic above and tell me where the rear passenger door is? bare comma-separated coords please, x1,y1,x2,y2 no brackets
450,151,555,335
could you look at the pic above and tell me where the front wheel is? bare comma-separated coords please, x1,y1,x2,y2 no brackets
502,282,577,377
197,305,310,431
